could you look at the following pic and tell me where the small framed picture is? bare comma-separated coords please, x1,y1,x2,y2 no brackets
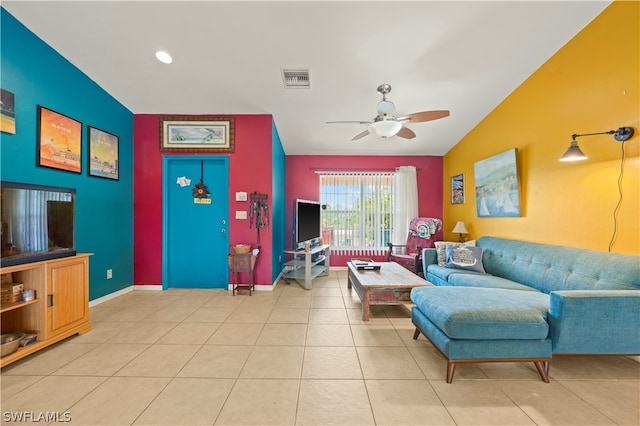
37,106,82,173
159,116,234,152
1,89,16,134
88,126,119,180
451,173,464,204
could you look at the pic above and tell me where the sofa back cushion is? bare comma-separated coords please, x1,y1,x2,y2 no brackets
477,237,640,293
434,240,475,266
445,244,486,273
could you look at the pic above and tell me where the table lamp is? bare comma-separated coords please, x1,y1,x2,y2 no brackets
451,221,469,242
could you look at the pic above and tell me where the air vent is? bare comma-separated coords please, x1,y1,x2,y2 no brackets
282,69,310,88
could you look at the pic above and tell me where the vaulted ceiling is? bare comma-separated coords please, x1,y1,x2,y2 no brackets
3,1,610,155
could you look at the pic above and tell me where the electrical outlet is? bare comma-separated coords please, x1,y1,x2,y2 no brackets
106,269,113,279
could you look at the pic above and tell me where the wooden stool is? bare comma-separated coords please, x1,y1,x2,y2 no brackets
228,253,255,295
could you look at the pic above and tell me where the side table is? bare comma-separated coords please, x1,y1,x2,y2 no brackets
228,253,255,295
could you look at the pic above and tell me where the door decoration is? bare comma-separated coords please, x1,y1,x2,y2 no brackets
176,176,191,187
249,192,269,247
193,161,212,204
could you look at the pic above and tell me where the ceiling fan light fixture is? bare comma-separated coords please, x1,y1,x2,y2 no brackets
369,119,402,138
376,100,396,116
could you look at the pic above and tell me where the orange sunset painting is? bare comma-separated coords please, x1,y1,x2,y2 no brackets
38,107,82,173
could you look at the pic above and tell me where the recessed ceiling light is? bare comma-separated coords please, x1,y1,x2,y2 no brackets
155,51,173,64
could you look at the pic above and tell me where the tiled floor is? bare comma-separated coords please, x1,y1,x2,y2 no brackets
1,270,639,425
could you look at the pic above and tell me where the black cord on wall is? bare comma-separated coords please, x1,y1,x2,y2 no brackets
608,140,626,252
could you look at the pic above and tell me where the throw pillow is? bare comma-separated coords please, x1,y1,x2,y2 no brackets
445,244,486,273
434,240,476,266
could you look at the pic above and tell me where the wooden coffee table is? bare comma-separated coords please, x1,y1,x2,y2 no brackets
347,261,432,321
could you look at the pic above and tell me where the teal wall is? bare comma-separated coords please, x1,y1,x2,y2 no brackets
0,8,134,300
271,120,286,282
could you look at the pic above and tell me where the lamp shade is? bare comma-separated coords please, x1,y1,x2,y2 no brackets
451,221,469,234
369,119,402,138
559,140,587,162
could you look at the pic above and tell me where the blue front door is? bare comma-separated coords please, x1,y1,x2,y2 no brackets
163,156,229,289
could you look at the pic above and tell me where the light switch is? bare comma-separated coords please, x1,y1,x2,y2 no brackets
235,192,248,201
235,210,247,219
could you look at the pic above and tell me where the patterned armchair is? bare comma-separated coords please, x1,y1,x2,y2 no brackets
386,217,442,276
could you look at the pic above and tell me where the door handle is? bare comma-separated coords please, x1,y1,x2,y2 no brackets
221,219,226,225
221,229,226,234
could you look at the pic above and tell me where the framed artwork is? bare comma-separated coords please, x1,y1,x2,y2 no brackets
88,126,119,180
1,89,16,134
37,106,82,173
474,148,521,217
159,116,234,152
451,173,464,204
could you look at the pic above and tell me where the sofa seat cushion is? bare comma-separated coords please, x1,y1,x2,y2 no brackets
426,264,482,281
447,273,540,292
411,287,550,340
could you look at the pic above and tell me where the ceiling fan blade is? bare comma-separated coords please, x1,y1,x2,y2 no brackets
397,110,450,123
326,120,371,124
396,126,416,139
352,130,370,141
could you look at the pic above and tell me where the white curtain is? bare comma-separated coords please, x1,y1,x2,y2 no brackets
392,166,418,246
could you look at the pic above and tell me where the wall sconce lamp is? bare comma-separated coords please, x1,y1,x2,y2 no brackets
451,221,469,243
559,126,635,162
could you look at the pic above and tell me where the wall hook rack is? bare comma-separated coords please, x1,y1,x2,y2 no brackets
249,192,269,247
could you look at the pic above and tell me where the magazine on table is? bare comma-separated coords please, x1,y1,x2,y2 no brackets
350,258,381,270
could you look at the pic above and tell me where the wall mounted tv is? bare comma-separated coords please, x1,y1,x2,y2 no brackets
295,199,321,249
1,181,76,267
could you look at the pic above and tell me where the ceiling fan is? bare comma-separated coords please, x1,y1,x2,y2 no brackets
327,84,450,141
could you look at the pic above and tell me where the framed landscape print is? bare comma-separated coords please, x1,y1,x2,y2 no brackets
451,173,464,204
37,106,82,173
88,126,119,180
474,148,521,217
159,116,234,152
0,89,16,134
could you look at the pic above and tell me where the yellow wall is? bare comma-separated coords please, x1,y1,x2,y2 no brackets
443,1,639,255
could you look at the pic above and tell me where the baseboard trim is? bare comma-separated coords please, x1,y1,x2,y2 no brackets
91,269,329,305
89,286,134,307
134,284,163,291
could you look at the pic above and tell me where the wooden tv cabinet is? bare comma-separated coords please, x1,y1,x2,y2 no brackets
1,254,91,367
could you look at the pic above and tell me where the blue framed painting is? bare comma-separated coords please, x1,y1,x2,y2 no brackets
474,148,521,217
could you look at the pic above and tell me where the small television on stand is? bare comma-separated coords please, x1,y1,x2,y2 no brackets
1,181,76,267
294,199,321,250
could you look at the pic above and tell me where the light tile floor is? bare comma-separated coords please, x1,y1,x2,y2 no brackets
1,270,639,425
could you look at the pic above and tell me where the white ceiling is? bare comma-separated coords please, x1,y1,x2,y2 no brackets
3,1,610,156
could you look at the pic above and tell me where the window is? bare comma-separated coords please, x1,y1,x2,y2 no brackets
319,172,394,255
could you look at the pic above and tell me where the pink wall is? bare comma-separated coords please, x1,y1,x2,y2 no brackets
286,155,444,265
133,114,274,286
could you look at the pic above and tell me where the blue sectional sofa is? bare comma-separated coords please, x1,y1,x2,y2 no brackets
410,236,640,383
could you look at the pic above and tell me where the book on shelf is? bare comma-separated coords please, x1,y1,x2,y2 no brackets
350,258,381,270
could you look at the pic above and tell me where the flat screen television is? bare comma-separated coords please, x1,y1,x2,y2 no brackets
295,199,321,249
1,181,76,267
